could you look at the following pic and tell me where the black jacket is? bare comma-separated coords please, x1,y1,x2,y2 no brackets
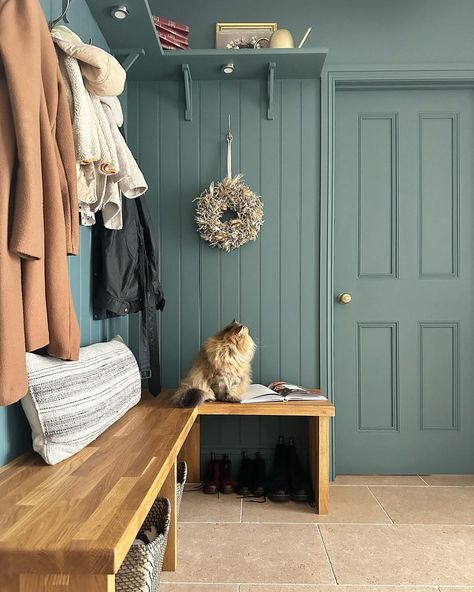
92,196,165,394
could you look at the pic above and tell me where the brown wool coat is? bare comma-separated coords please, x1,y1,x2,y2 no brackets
0,0,80,406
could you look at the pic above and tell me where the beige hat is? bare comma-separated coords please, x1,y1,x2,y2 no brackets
52,26,126,97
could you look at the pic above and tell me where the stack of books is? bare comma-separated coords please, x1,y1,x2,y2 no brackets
153,16,190,50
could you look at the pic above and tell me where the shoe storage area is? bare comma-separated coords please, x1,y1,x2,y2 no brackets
203,437,313,504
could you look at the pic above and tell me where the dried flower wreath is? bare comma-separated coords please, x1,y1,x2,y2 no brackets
194,120,264,252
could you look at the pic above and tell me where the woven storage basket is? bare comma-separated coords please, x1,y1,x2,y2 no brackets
116,497,171,592
176,461,187,516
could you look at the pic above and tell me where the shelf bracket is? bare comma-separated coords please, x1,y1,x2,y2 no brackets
182,64,192,121
267,62,276,120
113,48,145,73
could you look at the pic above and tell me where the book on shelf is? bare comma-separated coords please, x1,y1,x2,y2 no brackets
153,15,190,34
158,31,189,49
239,382,327,404
159,37,188,50
156,24,189,43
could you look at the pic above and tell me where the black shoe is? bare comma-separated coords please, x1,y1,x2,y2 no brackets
287,436,312,502
203,452,219,494
252,452,266,497
237,451,253,496
268,436,290,502
220,454,235,494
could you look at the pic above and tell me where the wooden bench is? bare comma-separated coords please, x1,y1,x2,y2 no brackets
0,390,334,591
0,394,198,592
177,392,336,514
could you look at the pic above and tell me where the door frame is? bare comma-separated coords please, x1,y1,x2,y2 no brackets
319,64,474,476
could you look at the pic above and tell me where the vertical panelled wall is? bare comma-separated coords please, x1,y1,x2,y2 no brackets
128,79,320,464
0,0,128,467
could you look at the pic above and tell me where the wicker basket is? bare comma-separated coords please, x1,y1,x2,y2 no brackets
177,460,187,516
116,497,171,592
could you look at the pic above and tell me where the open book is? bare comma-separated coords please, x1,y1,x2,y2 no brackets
239,382,327,404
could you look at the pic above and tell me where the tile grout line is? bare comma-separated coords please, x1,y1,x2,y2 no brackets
179,520,402,525
367,485,395,524
317,524,338,585
418,474,431,486
162,582,474,588
179,520,474,526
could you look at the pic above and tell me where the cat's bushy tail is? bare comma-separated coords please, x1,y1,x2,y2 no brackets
172,387,207,408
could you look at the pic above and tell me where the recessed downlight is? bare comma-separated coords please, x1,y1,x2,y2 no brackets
111,5,129,20
222,63,235,74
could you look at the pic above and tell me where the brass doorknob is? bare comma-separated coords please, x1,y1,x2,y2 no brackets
337,292,352,304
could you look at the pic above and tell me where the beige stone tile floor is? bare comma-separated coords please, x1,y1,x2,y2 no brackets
161,475,474,590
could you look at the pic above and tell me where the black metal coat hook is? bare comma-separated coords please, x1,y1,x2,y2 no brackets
49,0,71,30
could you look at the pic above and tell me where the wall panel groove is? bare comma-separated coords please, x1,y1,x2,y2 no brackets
130,78,320,456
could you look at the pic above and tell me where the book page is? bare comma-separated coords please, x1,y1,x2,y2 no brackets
239,383,278,402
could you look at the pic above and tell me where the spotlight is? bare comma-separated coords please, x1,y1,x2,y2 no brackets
111,5,129,20
222,63,235,74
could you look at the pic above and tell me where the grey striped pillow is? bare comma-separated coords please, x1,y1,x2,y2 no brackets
22,336,141,465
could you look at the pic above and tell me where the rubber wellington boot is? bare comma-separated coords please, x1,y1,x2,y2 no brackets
267,436,290,502
287,436,312,502
237,451,253,496
220,454,235,494
203,452,220,494
252,452,266,497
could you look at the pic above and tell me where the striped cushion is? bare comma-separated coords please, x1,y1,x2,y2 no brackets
22,336,141,465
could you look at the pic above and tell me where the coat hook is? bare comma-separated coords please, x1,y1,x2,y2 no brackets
226,115,233,143
49,0,71,30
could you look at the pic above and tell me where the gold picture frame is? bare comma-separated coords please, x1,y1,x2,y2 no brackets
216,22,278,49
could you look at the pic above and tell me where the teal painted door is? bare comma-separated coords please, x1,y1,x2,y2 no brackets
334,89,474,474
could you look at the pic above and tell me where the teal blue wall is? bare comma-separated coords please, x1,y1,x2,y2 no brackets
0,0,128,467
127,79,319,463
131,0,474,466
150,0,474,65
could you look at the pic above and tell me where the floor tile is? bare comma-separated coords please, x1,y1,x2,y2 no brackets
439,588,474,592
371,486,474,524
240,587,438,592
161,585,237,592
179,491,242,523
439,589,474,592
421,474,474,486
334,475,426,486
161,523,333,584
319,524,474,585
242,486,391,524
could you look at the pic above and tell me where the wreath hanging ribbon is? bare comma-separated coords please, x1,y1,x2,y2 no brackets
194,118,264,252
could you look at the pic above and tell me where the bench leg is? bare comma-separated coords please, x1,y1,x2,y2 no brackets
5,574,115,592
309,416,330,515
178,416,201,483
160,460,177,572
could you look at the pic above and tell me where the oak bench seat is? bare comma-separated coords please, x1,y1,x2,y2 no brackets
0,393,198,592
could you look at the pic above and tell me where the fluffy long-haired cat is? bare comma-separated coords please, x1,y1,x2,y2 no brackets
172,320,256,407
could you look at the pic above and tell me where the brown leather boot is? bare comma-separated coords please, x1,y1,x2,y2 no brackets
219,454,235,494
203,452,220,494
